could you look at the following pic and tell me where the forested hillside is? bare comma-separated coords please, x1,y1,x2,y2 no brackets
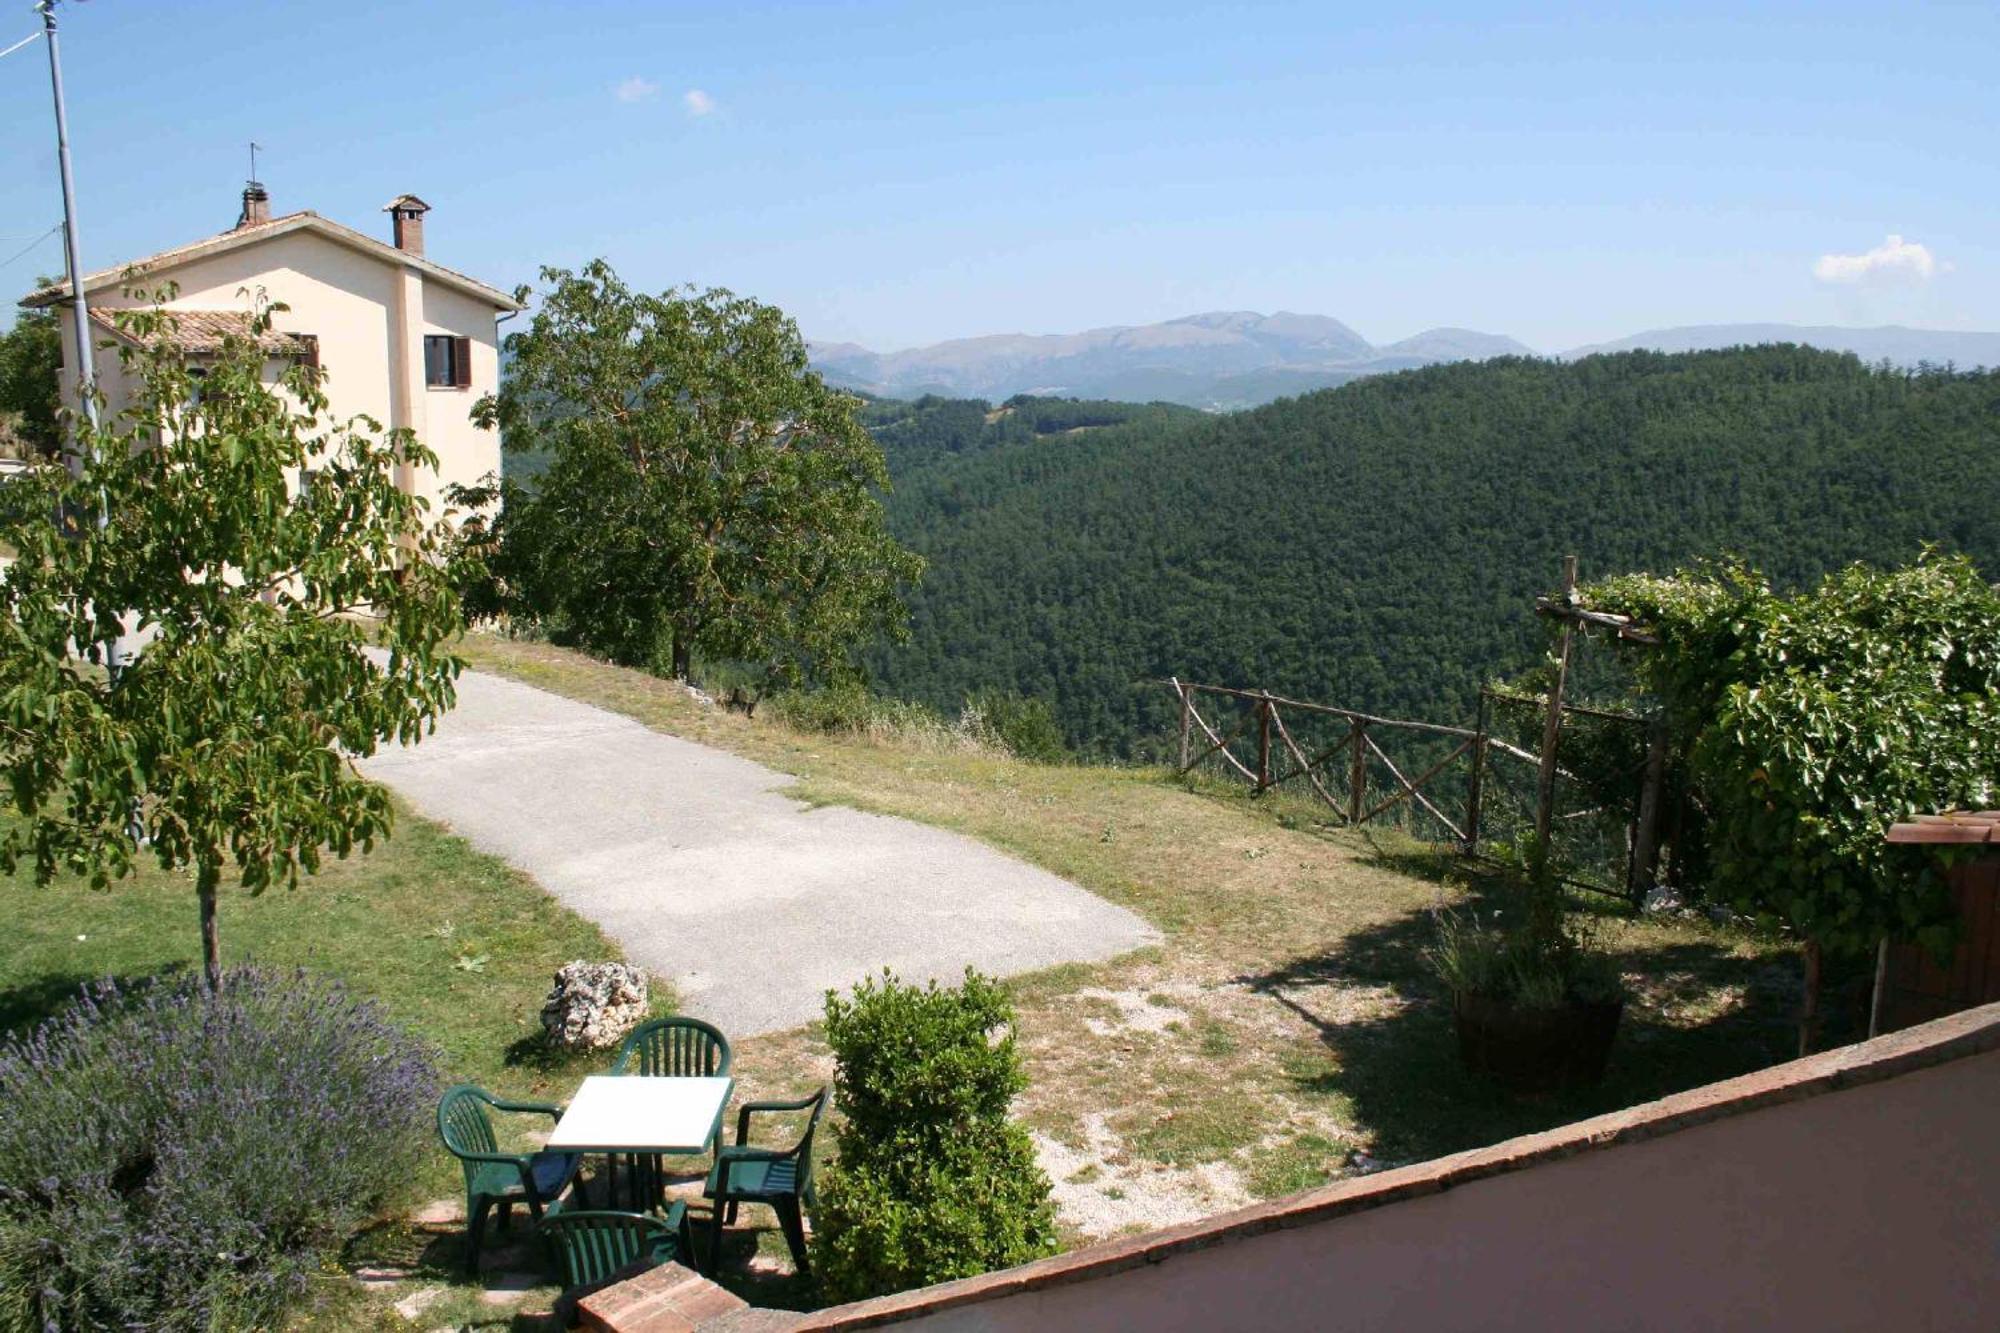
866,347,2000,756
860,393,1202,476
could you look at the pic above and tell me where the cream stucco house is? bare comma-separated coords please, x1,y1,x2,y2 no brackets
20,184,522,517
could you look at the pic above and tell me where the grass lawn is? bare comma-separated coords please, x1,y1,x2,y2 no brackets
459,634,1807,1237
0,802,664,1330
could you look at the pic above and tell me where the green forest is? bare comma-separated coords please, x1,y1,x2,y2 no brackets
862,348,2000,757
859,393,1201,476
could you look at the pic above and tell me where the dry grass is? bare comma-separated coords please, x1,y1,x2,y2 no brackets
458,634,1806,1242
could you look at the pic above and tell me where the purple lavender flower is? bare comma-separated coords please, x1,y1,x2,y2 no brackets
0,966,441,1330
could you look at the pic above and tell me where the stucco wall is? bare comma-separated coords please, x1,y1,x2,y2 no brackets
55,225,501,517
796,1006,2000,1333
418,278,504,518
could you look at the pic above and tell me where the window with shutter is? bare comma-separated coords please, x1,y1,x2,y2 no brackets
424,335,475,389
423,335,453,387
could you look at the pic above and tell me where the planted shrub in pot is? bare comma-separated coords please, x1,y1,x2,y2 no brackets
1429,869,1626,1092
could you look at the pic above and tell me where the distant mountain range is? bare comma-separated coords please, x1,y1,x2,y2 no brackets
1563,324,2000,368
811,314,2000,409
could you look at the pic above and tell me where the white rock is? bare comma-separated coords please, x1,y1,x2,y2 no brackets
540,961,649,1052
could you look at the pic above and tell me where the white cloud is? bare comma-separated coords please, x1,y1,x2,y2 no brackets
683,88,717,118
614,76,659,104
1813,234,1945,285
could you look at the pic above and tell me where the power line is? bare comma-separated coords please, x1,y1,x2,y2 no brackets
0,221,61,271
0,30,39,60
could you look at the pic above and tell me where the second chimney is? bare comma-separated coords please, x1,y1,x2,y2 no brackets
237,182,270,228
384,194,430,257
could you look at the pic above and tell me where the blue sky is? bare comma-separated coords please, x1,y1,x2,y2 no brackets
1,1,1993,351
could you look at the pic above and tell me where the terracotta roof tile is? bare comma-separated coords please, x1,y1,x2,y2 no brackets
87,307,313,355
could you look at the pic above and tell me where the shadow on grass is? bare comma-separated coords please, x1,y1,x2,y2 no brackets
502,1033,607,1076
1237,876,1805,1167
700,1211,819,1313
0,962,191,1037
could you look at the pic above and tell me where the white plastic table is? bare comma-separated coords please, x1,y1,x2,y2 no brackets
547,1075,735,1154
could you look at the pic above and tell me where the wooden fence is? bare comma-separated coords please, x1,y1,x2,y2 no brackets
1166,676,1662,899
1167,678,1490,846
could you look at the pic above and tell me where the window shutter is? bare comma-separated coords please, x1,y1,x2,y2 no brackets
454,335,472,388
300,334,320,376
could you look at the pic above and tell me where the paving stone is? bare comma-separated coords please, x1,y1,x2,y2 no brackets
481,1272,544,1306
393,1286,445,1321
411,1197,463,1224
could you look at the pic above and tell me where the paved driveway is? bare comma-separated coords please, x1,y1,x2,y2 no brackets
357,669,1157,1035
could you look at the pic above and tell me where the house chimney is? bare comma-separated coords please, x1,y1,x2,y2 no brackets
384,194,430,257
237,181,270,228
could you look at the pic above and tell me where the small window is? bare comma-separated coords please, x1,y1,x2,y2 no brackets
424,334,472,389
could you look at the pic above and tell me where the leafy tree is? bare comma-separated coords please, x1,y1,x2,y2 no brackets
0,289,62,459
0,299,466,988
1587,554,2000,959
473,261,922,683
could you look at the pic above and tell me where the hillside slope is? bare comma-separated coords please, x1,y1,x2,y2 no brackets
869,347,2000,754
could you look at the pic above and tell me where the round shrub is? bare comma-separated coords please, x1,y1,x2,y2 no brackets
813,1126,1056,1303
813,969,1057,1302
0,967,441,1332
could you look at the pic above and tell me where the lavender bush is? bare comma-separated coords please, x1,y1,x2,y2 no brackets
0,967,440,1331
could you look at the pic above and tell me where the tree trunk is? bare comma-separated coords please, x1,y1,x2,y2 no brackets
198,868,223,991
1797,938,1822,1057
670,636,691,681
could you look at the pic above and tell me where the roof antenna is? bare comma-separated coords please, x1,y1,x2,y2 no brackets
247,140,262,189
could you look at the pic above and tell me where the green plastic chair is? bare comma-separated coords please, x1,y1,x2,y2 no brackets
539,1205,695,1296
611,1016,733,1079
703,1085,827,1276
609,1017,733,1210
437,1084,581,1273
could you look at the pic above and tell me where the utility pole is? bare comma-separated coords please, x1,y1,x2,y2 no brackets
39,0,99,446
38,0,121,675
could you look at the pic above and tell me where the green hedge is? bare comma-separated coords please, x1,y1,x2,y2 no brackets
811,969,1057,1302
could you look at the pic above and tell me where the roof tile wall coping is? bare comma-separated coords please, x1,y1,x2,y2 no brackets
578,1261,760,1333
786,1000,2000,1331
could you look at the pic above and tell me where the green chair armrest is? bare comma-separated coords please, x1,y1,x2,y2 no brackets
735,1095,822,1145
487,1097,564,1120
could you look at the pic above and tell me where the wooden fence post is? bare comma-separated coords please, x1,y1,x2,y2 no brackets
1627,716,1670,904
1532,555,1579,863
1174,677,1191,772
1256,693,1273,793
1348,720,1367,824
1465,690,1488,854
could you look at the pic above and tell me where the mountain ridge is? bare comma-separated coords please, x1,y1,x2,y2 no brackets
813,313,2000,410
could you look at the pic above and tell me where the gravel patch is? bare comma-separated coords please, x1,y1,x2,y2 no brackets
1034,1112,1252,1238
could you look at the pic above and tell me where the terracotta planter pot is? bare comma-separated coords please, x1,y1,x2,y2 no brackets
1452,990,1625,1092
